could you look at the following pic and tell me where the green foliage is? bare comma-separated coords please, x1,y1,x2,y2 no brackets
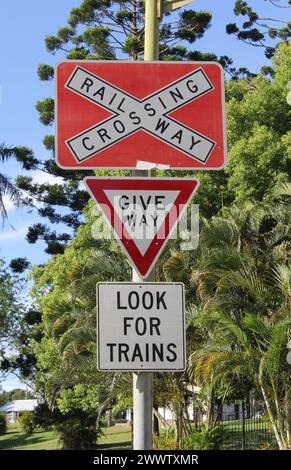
57,385,103,414
176,11,212,43
19,412,36,434
37,64,54,81
153,428,178,450
225,42,291,203
56,415,102,450
35,98,54,126
0,414,7,435
9,258,31,274
226,0,291,57
182,425,229,450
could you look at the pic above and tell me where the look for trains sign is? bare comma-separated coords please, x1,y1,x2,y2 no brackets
56,61,226,169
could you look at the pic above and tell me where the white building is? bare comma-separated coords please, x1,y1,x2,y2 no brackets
0,400,38,423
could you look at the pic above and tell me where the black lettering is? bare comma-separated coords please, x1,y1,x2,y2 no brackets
117,291,127,310
170,87,184,103
132,344,143,361
140,214,147,226
142,292,154,310
93,86,105,100
152,344,164,362
190,135,201,150
82,137,94,151
166,343,177,362
139,195,151,211
145,343,149,362
109,93,117,105
113,120,126,134
106,343,116,362
186,80,198,94
150,318,161,336
124,317,134,335
81,77,94,93
119,344,130,362
135,318,147,336
119,195,129,210
158,96,167,110
144,102,156,116
155,118,170,134
128,291,139,310
97,128,111,143
171,130,183,144
155,196,165,209
129,111,141,125
126,213,137,227
157,291,167,310
117,98,126,113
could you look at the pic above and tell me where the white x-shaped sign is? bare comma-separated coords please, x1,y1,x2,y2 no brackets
65,66,216,164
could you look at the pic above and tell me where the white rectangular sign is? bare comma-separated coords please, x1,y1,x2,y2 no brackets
97,282,185,371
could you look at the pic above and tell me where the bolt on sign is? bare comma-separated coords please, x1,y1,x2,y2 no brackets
84,177,199,278
97,283,185,371
56,61,226,169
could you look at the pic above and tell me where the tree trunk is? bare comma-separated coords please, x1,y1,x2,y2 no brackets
285,395,291,448
153,408,160,436
259,382,286,450
175,404,183,449
205,383,214,428
107,408,113,427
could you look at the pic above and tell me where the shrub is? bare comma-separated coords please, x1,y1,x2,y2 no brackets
153,428,178,450
19,411,36,434
56,415,103,450
33,402,61,430
182,424,229,450
0,413,7,435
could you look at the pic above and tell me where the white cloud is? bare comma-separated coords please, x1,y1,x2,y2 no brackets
1,195,16,212
0,225,28,242
30,170,64,185
1,170,64,213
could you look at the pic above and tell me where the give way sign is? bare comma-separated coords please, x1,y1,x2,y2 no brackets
56,61,226,169
84,177,199,278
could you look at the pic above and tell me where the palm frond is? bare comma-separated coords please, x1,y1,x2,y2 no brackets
0,173,24,219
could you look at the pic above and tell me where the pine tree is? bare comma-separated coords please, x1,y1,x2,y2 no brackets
226,0,291,65
13,0,234,264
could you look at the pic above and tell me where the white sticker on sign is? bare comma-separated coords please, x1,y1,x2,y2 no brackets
97,283,185,371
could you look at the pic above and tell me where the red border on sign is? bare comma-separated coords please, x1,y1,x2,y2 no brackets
84,177,199,277
56,61,226,169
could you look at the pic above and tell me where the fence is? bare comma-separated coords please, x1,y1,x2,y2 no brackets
192,401,277,450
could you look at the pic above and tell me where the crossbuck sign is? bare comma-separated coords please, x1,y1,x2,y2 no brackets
56,62,226,169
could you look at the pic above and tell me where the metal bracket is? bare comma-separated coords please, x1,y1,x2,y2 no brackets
161,0,194,14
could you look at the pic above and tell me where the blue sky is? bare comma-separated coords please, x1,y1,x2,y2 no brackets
0,0,285,391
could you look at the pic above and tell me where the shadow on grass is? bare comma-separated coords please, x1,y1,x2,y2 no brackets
98,441,132,450
0,429,56,450
0,434,48,450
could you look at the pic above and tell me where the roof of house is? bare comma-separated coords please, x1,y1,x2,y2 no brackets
0,400,38,413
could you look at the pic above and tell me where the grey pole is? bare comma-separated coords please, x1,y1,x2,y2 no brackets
132,0,160,451
132,242,154,449
133,372,153,449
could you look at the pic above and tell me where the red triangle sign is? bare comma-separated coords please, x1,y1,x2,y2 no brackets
84,177,199,278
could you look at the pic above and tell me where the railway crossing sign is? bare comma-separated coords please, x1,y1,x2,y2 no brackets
97,282,185,371
56,61,226,169
84,177,199,278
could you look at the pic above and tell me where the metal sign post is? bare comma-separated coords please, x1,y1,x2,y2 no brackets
133,0,159,450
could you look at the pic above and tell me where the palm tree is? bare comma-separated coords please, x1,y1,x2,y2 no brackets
0,143,26,220
189,309,291,449
164,187,290,444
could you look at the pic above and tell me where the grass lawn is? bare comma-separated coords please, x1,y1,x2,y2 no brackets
99,425,132,450
0,423,132,451
0,424,60,450
0,421,275,450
